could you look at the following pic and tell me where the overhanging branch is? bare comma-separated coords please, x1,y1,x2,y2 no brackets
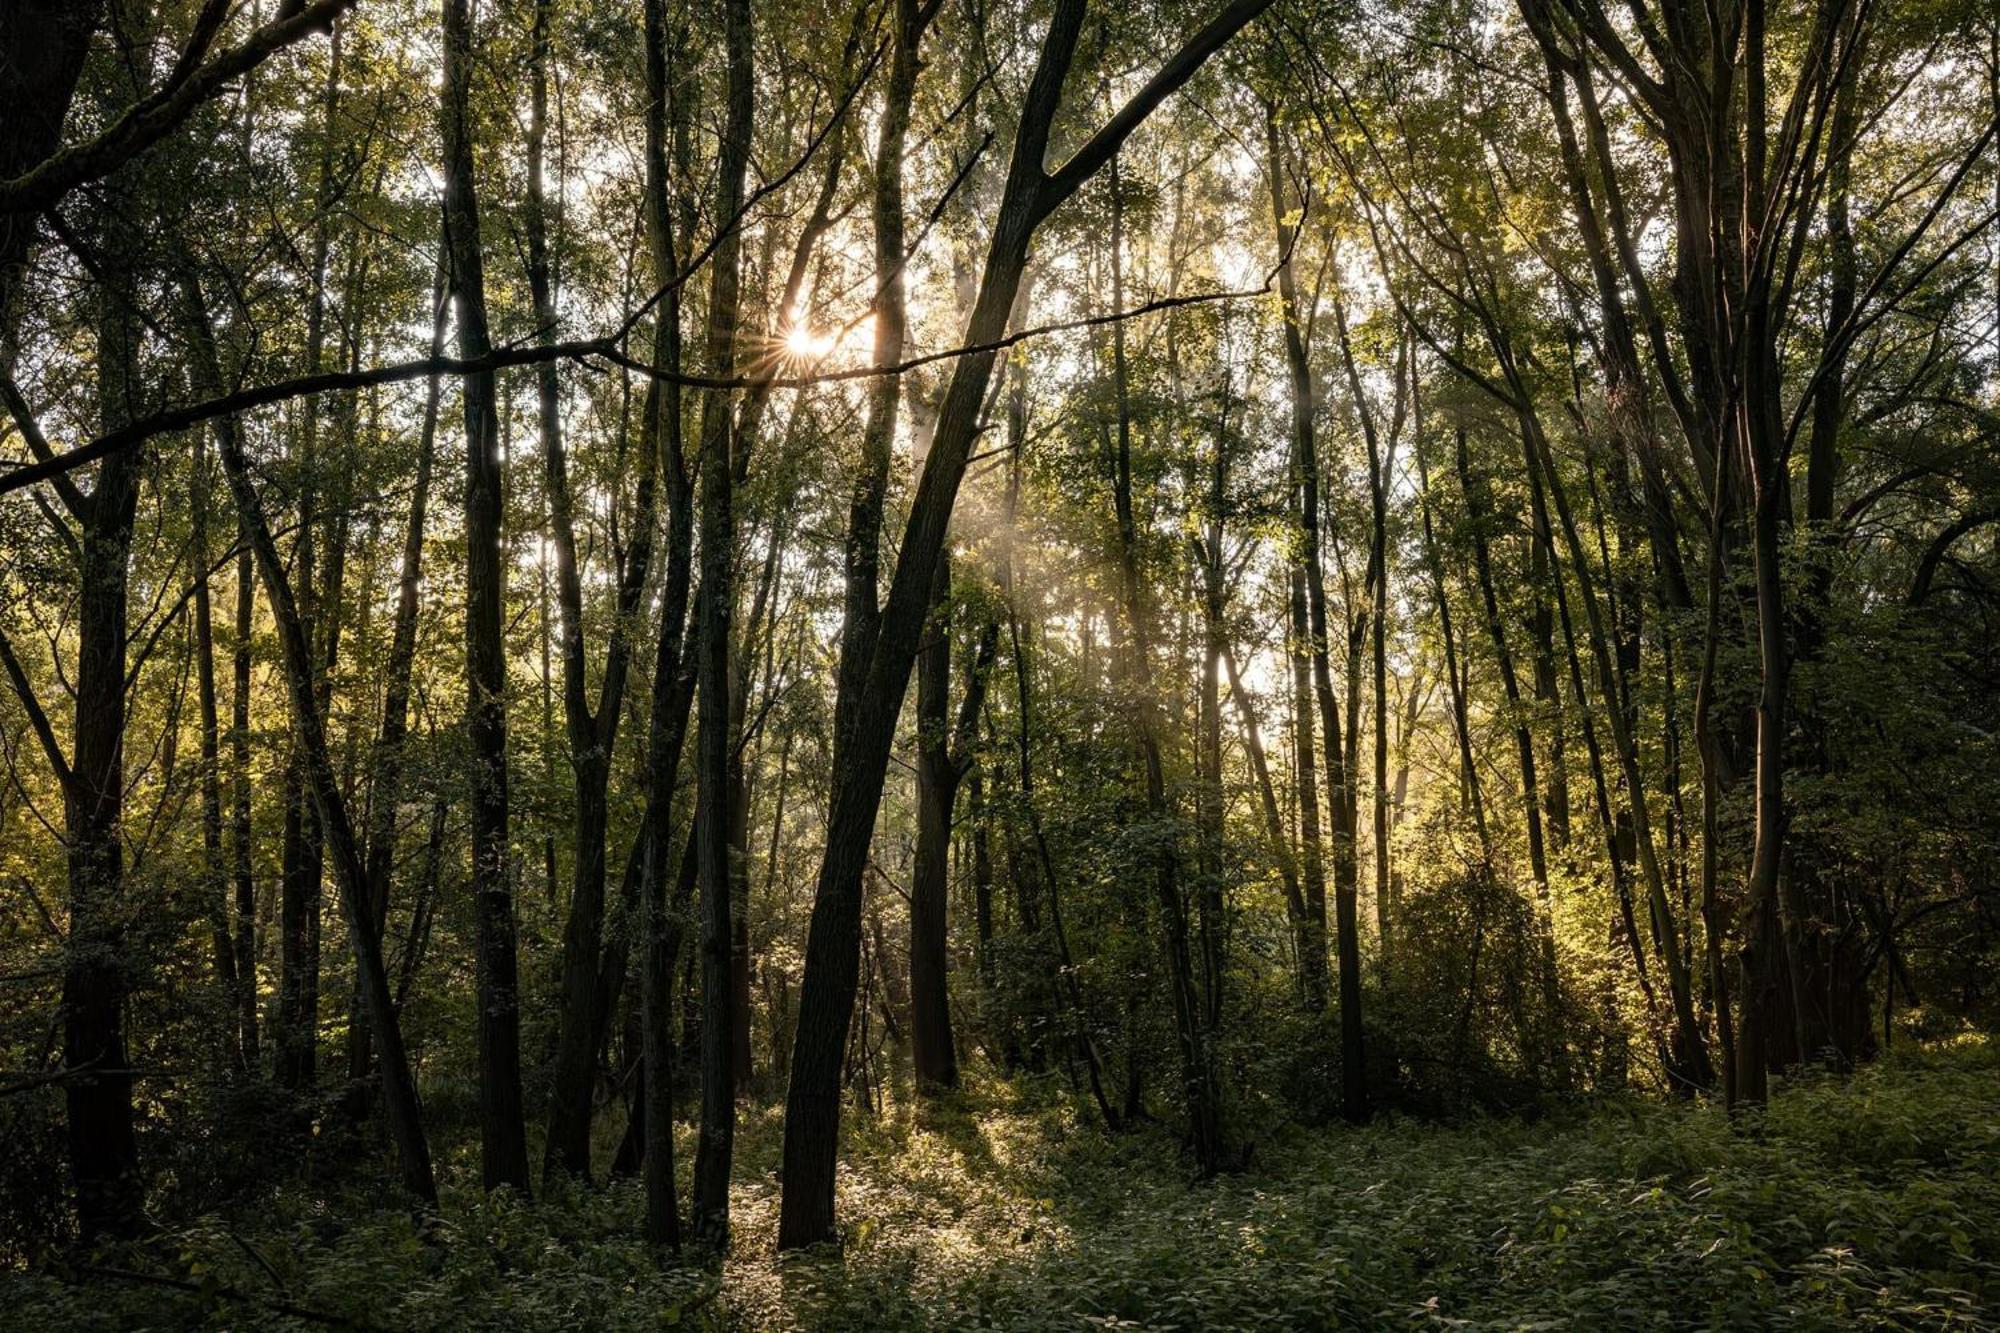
0,277,1274,501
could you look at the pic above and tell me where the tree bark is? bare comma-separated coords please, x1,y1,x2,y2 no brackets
63,193,146,1245
635,0,696,1249
441,0,530,1193
778,0,1274,1248
1264,109,1332,1013
349,259,446,1091
193,423,241,1071
690,0,754,1248
189,280,437,1204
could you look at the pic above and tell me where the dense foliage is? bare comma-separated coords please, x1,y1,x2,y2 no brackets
1,0,1996,1321
7,1036,1997,1328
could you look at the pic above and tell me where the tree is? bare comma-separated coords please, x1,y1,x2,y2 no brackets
441,0,531,1192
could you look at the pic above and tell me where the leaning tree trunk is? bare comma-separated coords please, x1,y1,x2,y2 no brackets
777,0,1274,1248
188,280,438,1205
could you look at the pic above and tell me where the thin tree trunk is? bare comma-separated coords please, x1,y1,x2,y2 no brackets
1693,440,1739,1106
349,258,446,1090
1264,108,1332,1013
637,0,695,1250
690,0,754,1248
724,515,789,1093
276,19,345,1098
1366,335,1401,965
190,280,437,1204
194,424,241,1070
1104,153,1222,1173
1196,365,1231,1032
1313,310,1366,1126
231,505,260,1067
911,557,961,1094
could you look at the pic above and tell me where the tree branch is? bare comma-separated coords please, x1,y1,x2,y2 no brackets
0,623,72,794
1039,0,1275,214
0,0,358,215
0,277,1274,501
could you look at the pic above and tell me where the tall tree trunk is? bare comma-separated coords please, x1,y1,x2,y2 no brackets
536,0,664,1183
231,507,260,1068
277,19,346,1097
634,0,696,1249
1264,108,1331,1013
64,187,146,1244
349,259,446,1091
1313,315,1366,1126
690,0,754,1248
1104,155,1221,1171
1365,334,1400,966
194,424,241,1070
1785,8,1867,1070
1693,442,1739,1105
779,0,1272,1248
441,0,530,1193
724,515,790,1093
1197,388,1230,1031
188,280,437,1204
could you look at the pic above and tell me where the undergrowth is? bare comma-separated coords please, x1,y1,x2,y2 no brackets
6,1036,1997,1330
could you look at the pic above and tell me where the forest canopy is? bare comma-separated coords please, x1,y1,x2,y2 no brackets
2,0,1997,1324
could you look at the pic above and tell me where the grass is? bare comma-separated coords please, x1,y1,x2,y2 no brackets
7,1036,1998,1330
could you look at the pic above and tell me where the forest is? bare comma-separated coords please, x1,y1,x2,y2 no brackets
2,0,1998,1325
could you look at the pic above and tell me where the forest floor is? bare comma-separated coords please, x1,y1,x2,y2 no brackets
9,1035,1999,1330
